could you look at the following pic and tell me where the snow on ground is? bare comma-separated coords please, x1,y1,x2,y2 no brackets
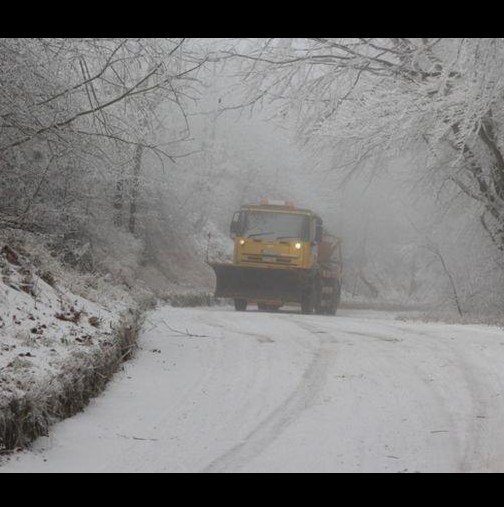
0,237,133,422
2,305,504,473
0,271,114,400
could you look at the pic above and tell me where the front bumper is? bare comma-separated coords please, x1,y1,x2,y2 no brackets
210,263,314,303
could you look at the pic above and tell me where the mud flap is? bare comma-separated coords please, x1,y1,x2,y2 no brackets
210,263,314,303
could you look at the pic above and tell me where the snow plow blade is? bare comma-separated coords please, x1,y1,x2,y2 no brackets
210,263,312,302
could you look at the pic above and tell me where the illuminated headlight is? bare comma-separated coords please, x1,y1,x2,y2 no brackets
294,242,302,250
239,239,246,246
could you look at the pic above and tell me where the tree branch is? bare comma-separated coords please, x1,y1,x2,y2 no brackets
34,39,128,107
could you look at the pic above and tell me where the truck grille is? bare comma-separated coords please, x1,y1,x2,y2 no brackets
245,254,294,264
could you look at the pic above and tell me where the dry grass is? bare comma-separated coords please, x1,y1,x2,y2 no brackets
0,310,142,453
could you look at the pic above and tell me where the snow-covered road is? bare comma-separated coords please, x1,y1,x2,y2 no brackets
2,306,504,473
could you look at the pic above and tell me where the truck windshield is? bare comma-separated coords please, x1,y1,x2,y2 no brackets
242,211,310,241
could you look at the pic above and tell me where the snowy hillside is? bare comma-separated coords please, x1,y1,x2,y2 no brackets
0,232,140,451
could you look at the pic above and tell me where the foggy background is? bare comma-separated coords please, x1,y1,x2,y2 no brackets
1,38,503,319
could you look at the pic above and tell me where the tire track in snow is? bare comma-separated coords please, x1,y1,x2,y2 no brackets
201,332,333,473
363,321,504,472
394,326,503,473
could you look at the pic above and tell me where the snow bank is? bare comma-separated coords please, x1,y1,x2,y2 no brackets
0,232,142,452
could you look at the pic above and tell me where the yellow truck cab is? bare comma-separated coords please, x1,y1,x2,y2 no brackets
210,199,342,315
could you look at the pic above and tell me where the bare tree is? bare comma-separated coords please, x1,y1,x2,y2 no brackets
0,38,209,237
221,38,504,253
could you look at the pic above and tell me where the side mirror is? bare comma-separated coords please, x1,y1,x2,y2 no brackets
230,212,241,238
315,224,323,243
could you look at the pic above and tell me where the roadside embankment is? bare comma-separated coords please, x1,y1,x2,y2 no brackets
0,309,143,452
0,230,152,453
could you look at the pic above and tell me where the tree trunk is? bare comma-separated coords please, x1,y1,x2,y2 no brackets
114,174,124,228
128,144,143,234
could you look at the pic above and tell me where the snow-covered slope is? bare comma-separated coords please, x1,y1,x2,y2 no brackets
0,235,140,451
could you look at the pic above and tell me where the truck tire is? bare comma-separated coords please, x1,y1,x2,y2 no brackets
327,281,341,316
301,285,315,314
234,299,248,312
314,277,325,315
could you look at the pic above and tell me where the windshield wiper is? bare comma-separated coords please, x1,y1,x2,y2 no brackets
276,236,302,240
246,232,275,238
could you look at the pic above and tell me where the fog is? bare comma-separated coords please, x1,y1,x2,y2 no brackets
8,38,504,473
1,38,504,319
173,45,504,318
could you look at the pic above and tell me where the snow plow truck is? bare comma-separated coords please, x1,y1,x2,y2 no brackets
210,199,342,314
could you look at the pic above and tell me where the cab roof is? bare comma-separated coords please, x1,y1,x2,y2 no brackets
241,204,316,216
240,205,323,223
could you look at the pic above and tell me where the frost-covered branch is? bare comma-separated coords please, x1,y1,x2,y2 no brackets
227,38,504,256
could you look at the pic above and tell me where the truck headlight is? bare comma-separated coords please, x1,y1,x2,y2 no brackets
239,239,246,246
295,242,302,250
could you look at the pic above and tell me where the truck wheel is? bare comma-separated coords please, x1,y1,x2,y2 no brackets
327,281,341,316
234,299,248,311
314,277,325,315
335,281,342,308
301,286,315,314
